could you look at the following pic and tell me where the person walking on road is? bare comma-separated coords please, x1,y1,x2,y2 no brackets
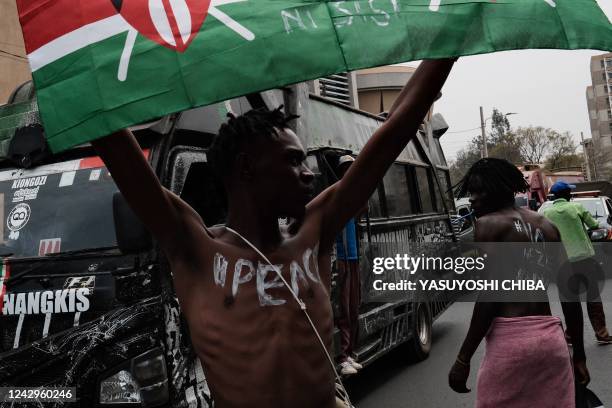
542,181,612,345
448,158,589,408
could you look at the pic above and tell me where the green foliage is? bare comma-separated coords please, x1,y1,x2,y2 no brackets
545,131,578,170
516,126,551,164
489,108,511,145
449,137,481,186
448,109,585,186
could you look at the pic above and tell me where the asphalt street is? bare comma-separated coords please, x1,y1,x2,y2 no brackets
348,301,612,408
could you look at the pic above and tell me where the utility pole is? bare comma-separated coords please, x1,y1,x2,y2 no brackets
480,106,488,158
580,132,593,181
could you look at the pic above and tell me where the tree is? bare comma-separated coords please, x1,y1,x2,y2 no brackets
486,108,523,163
449,136,481,187
584,138,612,181
516,126,551,164
488,130,523,164
448,108,523,187
489,108,511,145
545,131,577,170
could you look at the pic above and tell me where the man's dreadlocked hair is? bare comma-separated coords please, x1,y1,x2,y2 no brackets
454,158,528,206
208,106,298,179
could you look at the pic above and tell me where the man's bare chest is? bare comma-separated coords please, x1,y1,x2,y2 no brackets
225,246,323,304
179,240,334,355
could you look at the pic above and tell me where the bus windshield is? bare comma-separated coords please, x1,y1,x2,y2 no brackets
0,157,119,259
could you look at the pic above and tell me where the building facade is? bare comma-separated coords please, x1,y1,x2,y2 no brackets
0,0,30,104
354,65,416,115
586,52,612,180
309,66,422,117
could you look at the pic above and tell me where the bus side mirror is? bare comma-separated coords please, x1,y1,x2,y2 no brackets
113,192,153,254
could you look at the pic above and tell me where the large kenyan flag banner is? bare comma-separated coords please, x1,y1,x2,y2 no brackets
16,0,612,152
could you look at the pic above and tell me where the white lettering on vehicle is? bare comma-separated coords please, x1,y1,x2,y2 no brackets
1,288,91,315
12,186,41,202
11,175,47,190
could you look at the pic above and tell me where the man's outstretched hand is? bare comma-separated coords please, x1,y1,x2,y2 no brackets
448,359,471,393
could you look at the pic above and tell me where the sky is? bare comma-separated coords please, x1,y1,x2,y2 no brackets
415,0,612,162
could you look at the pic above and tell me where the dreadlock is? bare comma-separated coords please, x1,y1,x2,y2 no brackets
454,158,528,206
209,106,298,179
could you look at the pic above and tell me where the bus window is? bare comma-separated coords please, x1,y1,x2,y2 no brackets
415,167,436,213
437,169,454,211
382,164,414,217
406,166,420,214
368,184,385,218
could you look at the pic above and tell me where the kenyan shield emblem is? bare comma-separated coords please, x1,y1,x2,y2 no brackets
112,0,212,52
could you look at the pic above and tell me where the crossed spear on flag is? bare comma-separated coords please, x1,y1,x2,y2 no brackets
118,0,254,81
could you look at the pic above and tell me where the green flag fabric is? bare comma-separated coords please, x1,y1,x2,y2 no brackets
16,0,612,152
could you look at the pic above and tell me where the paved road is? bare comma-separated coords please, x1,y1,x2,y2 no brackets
348,301,612,408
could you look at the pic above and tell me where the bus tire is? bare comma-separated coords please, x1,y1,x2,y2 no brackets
407,302,432,362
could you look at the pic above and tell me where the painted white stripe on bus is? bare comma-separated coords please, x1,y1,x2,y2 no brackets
13,314,24,349
59,171,77,187
42,313,52,338
0,159,82,182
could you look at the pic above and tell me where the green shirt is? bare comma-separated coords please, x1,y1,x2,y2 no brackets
542,198,599,262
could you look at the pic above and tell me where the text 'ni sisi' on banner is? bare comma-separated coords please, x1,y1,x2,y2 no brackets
15,0,612,152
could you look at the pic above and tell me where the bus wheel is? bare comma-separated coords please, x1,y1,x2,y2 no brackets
407,302,432,362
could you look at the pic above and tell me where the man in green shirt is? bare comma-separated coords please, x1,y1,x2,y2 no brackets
542,181,612,344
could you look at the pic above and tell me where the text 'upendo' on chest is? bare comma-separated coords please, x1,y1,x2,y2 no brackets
212,246,321,307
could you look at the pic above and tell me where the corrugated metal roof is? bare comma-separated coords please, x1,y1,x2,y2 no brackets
304,95,428,166
0,98,41,157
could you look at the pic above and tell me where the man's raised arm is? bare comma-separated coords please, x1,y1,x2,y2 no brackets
92,130,187,255
318,59,456,247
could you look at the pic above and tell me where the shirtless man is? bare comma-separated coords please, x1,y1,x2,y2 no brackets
448,158,589,407
92,59,456,407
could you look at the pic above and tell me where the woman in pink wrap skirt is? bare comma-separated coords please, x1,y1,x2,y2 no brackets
448,159,589,407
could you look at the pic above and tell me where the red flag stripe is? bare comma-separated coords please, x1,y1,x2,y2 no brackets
78,149,149,170
16,0,118,54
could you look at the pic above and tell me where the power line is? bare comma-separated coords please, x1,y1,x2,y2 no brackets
0,49,27,61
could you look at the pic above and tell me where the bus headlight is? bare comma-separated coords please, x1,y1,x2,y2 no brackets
99,348,168,406
99,370,141,404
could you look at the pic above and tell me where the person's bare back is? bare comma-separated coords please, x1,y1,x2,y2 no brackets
474,207,559,318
